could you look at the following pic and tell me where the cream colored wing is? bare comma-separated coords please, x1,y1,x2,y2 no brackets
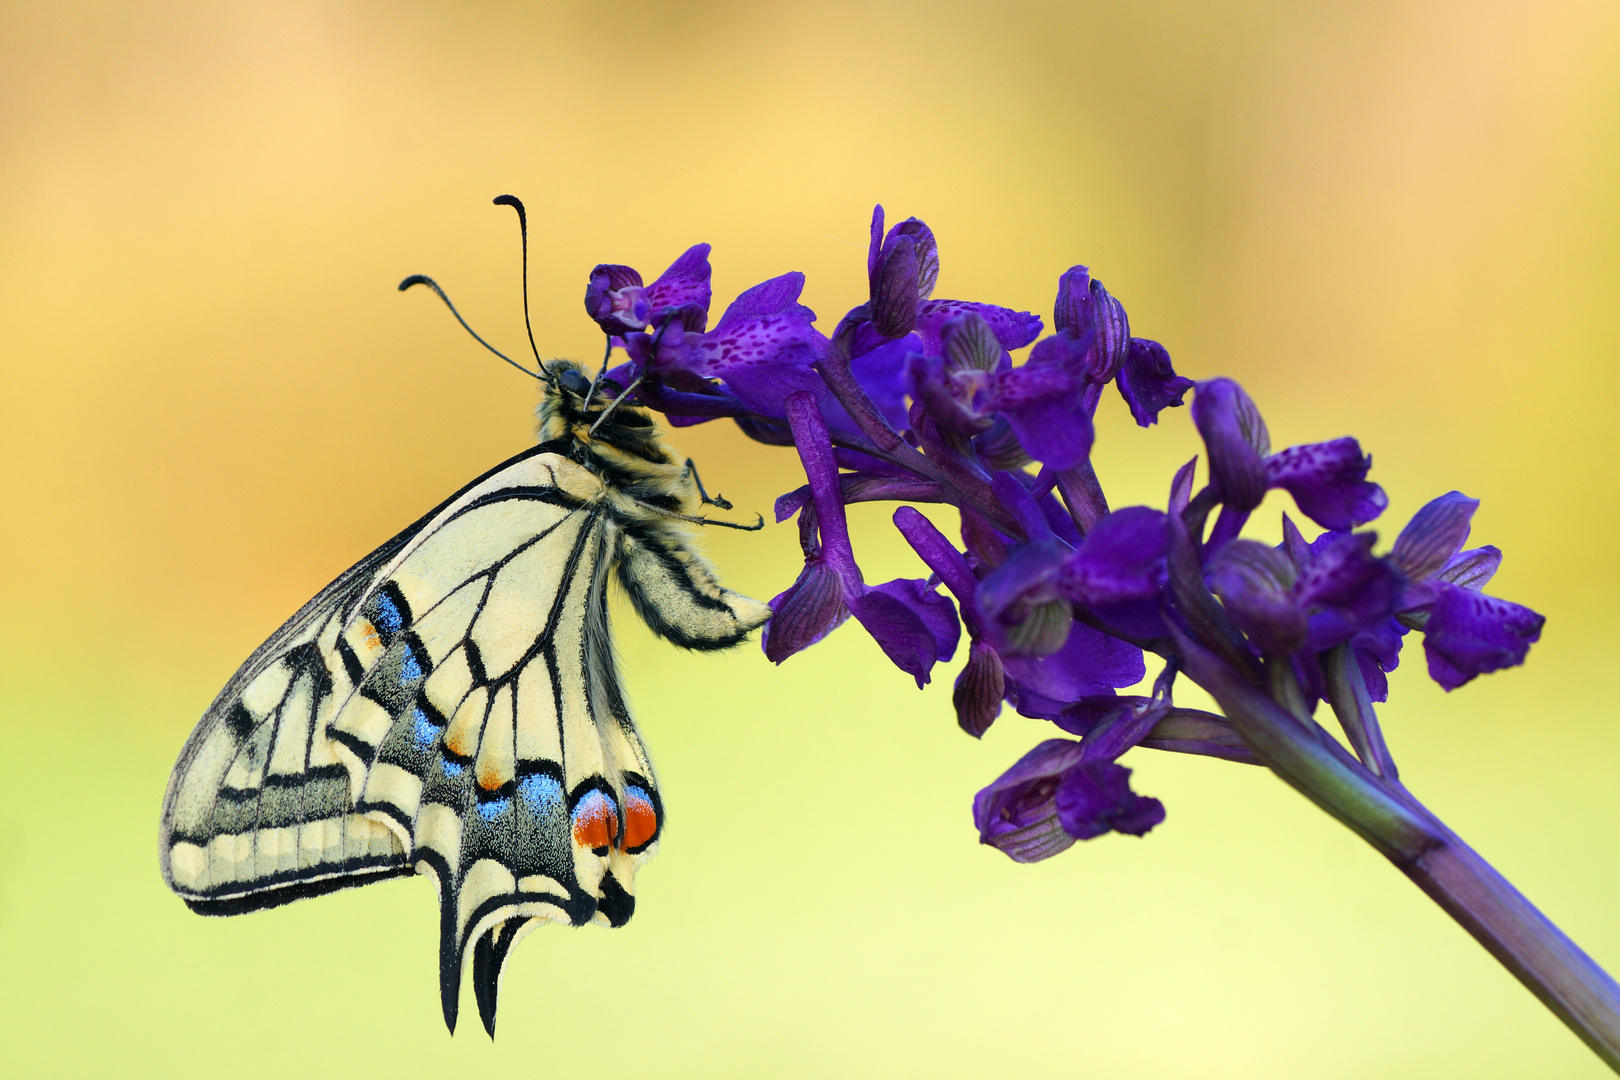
160,444,768,1037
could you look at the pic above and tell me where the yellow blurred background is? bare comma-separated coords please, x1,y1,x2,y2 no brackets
3,0,1619,1075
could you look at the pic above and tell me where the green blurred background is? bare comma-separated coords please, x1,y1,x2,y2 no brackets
3,1,1619,1075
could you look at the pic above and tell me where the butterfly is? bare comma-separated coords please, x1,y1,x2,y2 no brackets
158,211,772,1036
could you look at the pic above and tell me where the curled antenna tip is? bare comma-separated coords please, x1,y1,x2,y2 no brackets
399,274,434,292
493,193,525,216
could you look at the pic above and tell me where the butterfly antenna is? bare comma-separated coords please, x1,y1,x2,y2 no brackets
491,194,544,369
398,274,541,380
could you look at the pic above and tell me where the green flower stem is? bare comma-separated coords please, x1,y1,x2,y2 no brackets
1322,643,1398,779
1175,629,1620,1070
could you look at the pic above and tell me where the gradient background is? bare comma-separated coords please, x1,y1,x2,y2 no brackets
3,1,1619,1076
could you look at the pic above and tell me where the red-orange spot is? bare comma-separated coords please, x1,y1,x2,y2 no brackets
620,793,658,851
357,620,381,651
571,793,618,852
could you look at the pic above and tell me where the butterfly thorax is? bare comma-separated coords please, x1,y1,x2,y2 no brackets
536,359,701,519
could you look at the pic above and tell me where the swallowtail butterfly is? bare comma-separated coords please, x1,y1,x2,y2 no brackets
158,223,771,1035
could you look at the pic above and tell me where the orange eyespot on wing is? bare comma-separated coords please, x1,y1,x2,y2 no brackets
570,787,619,855
620,781,661,853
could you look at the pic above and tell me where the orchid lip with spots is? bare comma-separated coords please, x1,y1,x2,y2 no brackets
580,205,1620,1071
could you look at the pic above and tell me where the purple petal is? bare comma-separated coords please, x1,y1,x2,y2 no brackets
1423,583,1544,690
987,362,1094,471
1439,545,1502,592
1265,437,1387,530
870,577,960,664
916,299,1043,356
954,640,1006,738
1116,338,1193,427
715,272,813,328
973,739,1085,862
1389,491,1477,581
1192,379,1271,512
1062,507,1168,603
1351,618,1408,703
1051,694,1148,737
1002,620,1145,716
643,243,712,324
1055,761,1165,840
1060,506,1170,639
848,585,951,688
1053,266,1093,338
1298,532,1405,654
695,313,828,417
866,204,884,280
762,559,851,663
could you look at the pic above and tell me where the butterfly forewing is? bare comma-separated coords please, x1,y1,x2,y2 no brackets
160,434,770,1037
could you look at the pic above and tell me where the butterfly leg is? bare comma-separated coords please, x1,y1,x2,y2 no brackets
683,458,733,510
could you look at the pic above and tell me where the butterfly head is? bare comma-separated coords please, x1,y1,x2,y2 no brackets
538,358,671,465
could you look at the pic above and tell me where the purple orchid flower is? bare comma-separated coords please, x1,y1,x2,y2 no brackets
906,323,1097,472
1192,378,1388,548
764,391,959,687
1053,266,1194,427
585,244,713,336
974,707,1167,862
893,497,1143,736
1208,523,1405,665
1368,491,1544,692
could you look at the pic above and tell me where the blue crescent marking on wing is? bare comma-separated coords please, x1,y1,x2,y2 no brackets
411,707,438,748
518,773,563,811
373,592,404,635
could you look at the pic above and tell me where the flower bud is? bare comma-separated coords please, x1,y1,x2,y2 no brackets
1087,279,1130,383
886,217,939,300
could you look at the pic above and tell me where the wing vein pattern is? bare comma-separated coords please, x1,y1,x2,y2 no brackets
159,446,770,1035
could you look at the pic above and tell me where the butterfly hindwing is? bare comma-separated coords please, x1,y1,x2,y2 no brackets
161,442,770,1036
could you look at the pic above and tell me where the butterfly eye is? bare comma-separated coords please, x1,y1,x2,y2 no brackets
559,369,592,397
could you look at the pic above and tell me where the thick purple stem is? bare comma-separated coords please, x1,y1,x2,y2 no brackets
1179,628,1620,1070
